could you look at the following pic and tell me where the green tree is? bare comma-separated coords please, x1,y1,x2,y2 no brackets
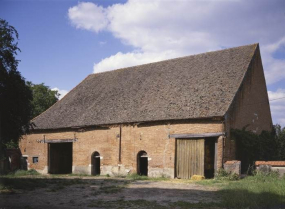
0,19,32,160
274,124,285,160
27,82,59,118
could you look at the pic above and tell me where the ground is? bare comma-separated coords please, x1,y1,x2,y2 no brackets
0,172,285,209
0,175,221,209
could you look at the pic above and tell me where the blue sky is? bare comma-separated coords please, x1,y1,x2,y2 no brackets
1,0,285,126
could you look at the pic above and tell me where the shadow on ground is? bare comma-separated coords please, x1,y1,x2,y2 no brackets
0,176,284,209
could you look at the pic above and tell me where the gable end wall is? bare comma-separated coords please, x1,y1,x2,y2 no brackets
224,45,273,161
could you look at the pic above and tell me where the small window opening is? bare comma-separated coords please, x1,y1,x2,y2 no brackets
33,157,38,164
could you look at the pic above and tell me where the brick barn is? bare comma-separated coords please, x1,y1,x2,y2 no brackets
19,43,272,178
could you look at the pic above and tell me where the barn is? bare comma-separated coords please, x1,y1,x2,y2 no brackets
19,43,272,178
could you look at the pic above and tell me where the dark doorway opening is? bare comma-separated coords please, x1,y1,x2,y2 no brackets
21,157,28,170
204,138,215,178
91,151,100,175
137,151,148,176
48,143,72,174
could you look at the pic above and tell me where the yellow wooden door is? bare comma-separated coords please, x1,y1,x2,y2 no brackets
176,139,205,179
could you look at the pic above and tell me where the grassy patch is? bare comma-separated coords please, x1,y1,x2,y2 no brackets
218,172,285,209
126,173,169,181
195,179,228,187
7,169,40,177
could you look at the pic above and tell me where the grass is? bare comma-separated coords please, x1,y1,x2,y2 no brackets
218,172,285,209
196,171,285,209
7,169,40,177
126,173,169,181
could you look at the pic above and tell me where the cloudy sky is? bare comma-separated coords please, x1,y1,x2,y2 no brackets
1,0,285,126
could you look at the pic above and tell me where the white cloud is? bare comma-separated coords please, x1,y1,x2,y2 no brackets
68,2,109,33
261,37,285,85
68,0,285,78
268,89,285,126
51,88,69,100
94,50,182,73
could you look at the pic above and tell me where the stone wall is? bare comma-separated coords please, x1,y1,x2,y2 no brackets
20,120,224,177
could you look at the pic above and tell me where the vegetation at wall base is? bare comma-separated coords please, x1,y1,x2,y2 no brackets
231,124,285,173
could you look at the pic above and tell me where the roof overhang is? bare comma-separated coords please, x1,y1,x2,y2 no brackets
169,132,225,139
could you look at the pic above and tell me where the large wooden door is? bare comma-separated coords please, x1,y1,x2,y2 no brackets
176,139,205,179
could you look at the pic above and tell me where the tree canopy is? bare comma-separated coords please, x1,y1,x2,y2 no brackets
27,82,59,119
0,19,32,148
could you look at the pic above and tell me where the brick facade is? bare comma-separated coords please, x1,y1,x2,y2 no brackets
223,46,272,162
20,121,224,177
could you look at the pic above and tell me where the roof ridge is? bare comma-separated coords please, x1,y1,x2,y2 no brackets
92,43,259,76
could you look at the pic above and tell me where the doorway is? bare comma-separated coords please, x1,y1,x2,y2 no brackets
175,138,216,179
204,138,215,178
91,151,100,175
175,139,205,179
48,143,72,174
137,151,148,176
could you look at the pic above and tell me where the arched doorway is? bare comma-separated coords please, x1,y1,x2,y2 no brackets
91,151,100,175
137,151,148,176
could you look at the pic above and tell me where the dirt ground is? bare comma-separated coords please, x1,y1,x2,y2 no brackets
0,176,221,209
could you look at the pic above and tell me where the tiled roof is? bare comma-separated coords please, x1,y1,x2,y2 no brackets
32,44,258,130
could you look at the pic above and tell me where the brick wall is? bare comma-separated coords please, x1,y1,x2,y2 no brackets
20,120,224,177
224,46,273,162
